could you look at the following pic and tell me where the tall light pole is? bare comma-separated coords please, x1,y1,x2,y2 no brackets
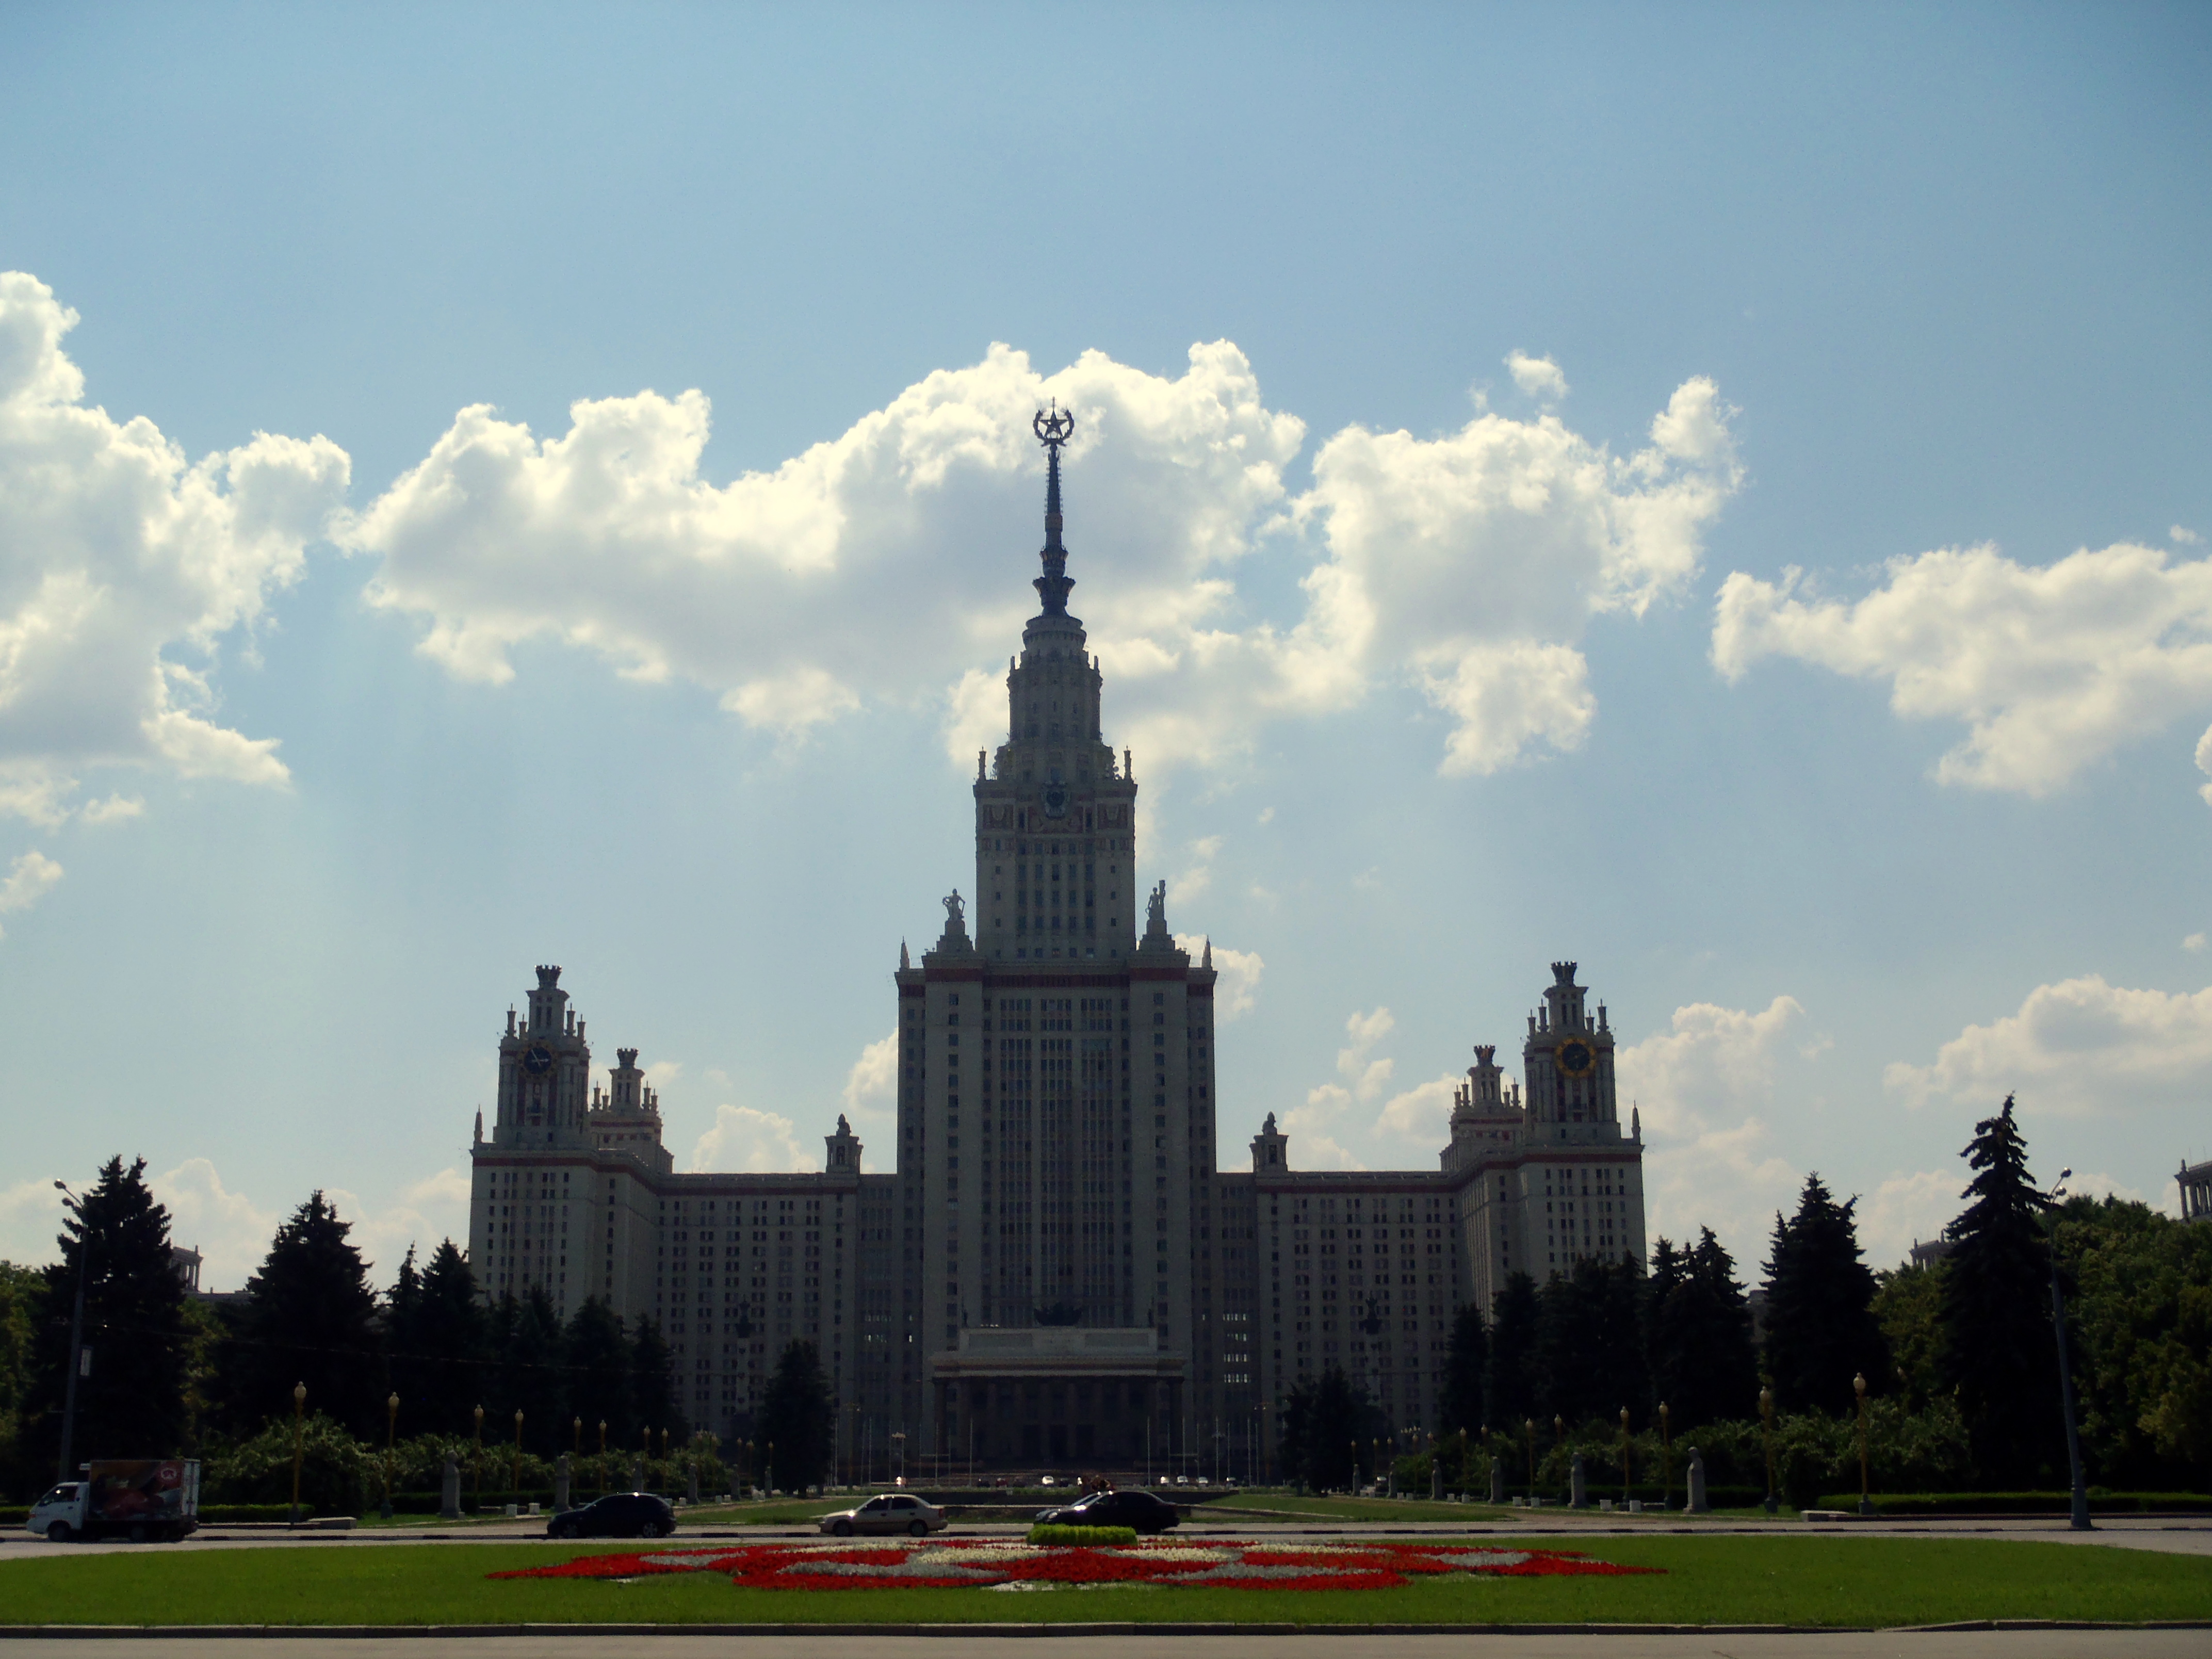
2045,1169,2094,1532
1853,1374,1871,1516
289,1382,307,1525
383,1393,399,1519
1759,1386,1777,1516
52,1181,88,1483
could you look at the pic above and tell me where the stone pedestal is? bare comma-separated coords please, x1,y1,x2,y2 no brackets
555,1453,570,1513
1430,1457,1442,1502
439,1457,461,1521
687,1460,700,1505
1570,1454,1587,1509
631,1456,645,1492
1687,1449,1709,1514
1488,1459,1504,1504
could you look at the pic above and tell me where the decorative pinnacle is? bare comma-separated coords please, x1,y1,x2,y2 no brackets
1033,402,1076,616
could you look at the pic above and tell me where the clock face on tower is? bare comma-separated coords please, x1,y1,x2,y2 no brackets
1556,1038,1596,1077
523,1044,555,1075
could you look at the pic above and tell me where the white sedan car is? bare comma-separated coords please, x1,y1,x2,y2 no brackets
819,1492,947,1537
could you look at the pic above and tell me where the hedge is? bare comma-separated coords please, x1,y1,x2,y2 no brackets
1027,1524,1139,1545
1814,1491,2212,1516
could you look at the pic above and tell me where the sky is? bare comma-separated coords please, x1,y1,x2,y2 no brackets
3,3,2209,1292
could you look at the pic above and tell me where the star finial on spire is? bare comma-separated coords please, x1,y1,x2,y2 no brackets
1032,402,1076,616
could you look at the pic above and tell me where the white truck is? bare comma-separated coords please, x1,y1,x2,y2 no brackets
28,1459,201,1543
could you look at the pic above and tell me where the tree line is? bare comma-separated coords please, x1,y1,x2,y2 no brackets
1279,1099,2212,1499
0,1162,704,1501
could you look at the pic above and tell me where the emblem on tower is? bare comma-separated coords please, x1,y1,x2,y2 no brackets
1033,402,1075,448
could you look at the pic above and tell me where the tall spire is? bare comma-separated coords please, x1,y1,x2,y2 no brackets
1033,402,1076,616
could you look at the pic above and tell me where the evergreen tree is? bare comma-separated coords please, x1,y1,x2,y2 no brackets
564,1297,632,1454
1483,1271,1540,1430
1762,1174,1889,1414
1649,1228,1759,1430
755,1340,835,1492
406,1240,485,1437
1278,1364,1377,1491
221,1192,384,1438
494,1284,567,1459
1535,1256,1648,1428
1939,1095,2063,1487
25,1159,193,1474
1437,1303,1487,1439
628,1315,685,1454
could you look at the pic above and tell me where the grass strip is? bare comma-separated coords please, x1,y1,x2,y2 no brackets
2,1536,2208,1627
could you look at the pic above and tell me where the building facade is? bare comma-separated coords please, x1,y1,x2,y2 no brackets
466,412,1647,1478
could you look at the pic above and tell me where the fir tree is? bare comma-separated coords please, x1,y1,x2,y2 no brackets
564,1297,632,1454
628,1315,685,1454
1535,1256,1648,1428
1762,1174,1889,1414
1438,1303,1487,1439
220,1192,384,1438
1649,1228,1759,1430
1483,1271,1540,1430
754,1340,836,1492
1939,1095,2063,1487
496,1283,568,1458
408,1240,485,1436
26,1158,193,1472
1278,1364,1377,1491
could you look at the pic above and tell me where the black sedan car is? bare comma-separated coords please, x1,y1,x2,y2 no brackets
546,1492,677,1539
1033,1488,1180,1533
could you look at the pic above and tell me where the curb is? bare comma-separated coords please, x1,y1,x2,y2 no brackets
5,1622,2212,1639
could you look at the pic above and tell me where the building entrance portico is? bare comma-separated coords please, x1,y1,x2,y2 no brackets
929,1327,1186,1472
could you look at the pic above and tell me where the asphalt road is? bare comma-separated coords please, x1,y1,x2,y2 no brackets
7,1514,2212,1560
1,1634,2209,1659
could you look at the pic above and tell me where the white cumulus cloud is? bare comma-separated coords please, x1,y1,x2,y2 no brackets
347,343,1739,780
1505,351,1569,400
0,272,351,820
689,1103,815,1173
0,849,62,935
1714,541,2212,796
1884,975,2212,1117
1616,996,1809,1261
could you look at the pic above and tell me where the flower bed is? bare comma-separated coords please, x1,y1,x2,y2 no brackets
495,1538,1661,1592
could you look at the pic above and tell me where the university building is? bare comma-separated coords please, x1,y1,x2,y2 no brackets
466,412,1648,1476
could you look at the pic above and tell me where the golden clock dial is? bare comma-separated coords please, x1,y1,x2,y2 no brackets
1556,1038,1597,1077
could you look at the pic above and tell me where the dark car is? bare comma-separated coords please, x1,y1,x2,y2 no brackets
546,1492,677,1539
1033,1488,1179,1533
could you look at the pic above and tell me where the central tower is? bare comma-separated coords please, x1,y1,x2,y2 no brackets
972,405,1141,962
889,408,1220,1470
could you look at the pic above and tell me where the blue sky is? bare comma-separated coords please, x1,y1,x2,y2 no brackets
3,3,2208,1289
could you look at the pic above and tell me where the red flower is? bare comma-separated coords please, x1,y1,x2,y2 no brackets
494,1539,1660,1592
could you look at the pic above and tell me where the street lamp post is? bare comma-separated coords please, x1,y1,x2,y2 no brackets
1619,1408,1631,1507
597,1420,608,1499
512,1410,525,1502
1523,1418,1535,1503
289,1382,307,1525
52,1181,89,1484
383,1392,399,1519
1759,1387,1778,1516
892,1429,906,1488
1853,1374,1871,1516
2044,1169,2094,1531
1659,1402,1672,1512
1553,1414,1565,1504
471,1406,483,1514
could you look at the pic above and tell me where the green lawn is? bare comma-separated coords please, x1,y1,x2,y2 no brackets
1,1537,2206,1627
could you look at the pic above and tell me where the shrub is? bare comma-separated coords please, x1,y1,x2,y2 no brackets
1027,1524,1138,1545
